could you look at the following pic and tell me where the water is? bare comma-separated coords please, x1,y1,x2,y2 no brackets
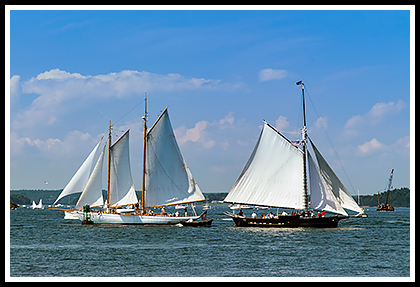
9,206,411,278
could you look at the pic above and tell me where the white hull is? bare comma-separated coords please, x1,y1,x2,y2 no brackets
65,210,201,225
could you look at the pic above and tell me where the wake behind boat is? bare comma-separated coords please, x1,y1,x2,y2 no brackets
223,81,366,228
51,93,207,224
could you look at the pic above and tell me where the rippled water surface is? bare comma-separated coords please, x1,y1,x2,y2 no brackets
9,206,411,277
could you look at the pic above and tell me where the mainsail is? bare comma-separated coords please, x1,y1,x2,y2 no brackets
53,137,103,205
224,122,305,209
109,130,138,207
144,108,205,208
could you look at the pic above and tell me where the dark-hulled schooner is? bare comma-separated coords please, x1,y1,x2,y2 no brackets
224,81,366,228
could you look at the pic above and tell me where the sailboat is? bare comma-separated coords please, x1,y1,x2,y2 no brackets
31,199,43,209
223,81,365,228
51,93,206,224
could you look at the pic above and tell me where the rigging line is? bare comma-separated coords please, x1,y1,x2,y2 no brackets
111,99,145,127
304,85,357,195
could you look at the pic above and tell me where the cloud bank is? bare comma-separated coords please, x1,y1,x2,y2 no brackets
11,69,242,131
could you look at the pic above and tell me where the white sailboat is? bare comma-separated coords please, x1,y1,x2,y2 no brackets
224,81,365,228
51,93,206,224
31,199,43,209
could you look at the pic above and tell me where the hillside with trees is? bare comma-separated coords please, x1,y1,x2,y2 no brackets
10,188,409,207
358,187,410,207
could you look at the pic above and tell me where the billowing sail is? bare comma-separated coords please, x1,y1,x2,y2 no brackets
308,152,348,216
145,108,205,208
54,137,103,205
224,122,305,209
75,145,106,209
310,139,363,214
109,130,138,207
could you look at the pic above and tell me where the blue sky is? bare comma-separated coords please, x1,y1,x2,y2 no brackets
8,7,412,195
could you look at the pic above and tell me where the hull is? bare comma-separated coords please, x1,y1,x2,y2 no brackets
377,206,394,211
65,210,201,225
180,219,213,227
226,213,346,228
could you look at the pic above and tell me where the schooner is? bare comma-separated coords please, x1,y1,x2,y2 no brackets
224,81,365,228
51,93,206,224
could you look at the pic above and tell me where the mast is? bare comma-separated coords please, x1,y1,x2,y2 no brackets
106,120,111,210
388,169,394,206
296,80,309,213
141,92,147,212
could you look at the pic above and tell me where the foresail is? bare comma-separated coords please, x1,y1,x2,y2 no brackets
308,152,348,216
309,138,363,214
109,130,138,207
75,145,106,209
54,137,103,205
145,108,205,208
224,122,305,209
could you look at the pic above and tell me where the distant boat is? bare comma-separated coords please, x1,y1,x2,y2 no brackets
223,81,366,228
229,204,252,210
51,93,207,224
377,169,395,212
31,199,43,209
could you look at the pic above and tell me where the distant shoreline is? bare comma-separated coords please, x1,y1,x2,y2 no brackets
10,187,410,207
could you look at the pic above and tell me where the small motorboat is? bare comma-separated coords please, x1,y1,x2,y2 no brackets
180,219,213,227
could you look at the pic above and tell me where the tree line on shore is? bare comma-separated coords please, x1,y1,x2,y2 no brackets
10,187,410,207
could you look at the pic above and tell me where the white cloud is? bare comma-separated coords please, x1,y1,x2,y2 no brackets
219,112,234,125
10,130,96,159
259,68,287,82
33,68,88,81
175,120,215,148
345,100,407,129
356,136,410,157
314,116,328,129
357,138,386,155
275,115,289,131
10,75,21,106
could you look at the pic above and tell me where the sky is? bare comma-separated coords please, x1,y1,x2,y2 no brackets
7,7,413,196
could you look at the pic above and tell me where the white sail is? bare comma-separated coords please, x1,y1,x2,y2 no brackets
54,138,103,205
75,145,106,209
310,139,363,214
109,130,138,207
308,152,348,216
31,199,43,209
224,122,305,209
145,108,205,208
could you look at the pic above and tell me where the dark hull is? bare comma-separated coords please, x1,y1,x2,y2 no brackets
180,219,213,227
377,206,394,211
227,214,346,228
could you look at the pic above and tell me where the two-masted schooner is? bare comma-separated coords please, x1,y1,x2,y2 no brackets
51,93,207,224
223,81,365,228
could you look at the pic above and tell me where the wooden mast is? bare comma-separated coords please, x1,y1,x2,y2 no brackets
106,120,111,210
297,80,309,213
141,92,147,212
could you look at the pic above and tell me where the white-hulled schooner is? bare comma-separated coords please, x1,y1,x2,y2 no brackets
51,93,206,224
224,81,365,228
